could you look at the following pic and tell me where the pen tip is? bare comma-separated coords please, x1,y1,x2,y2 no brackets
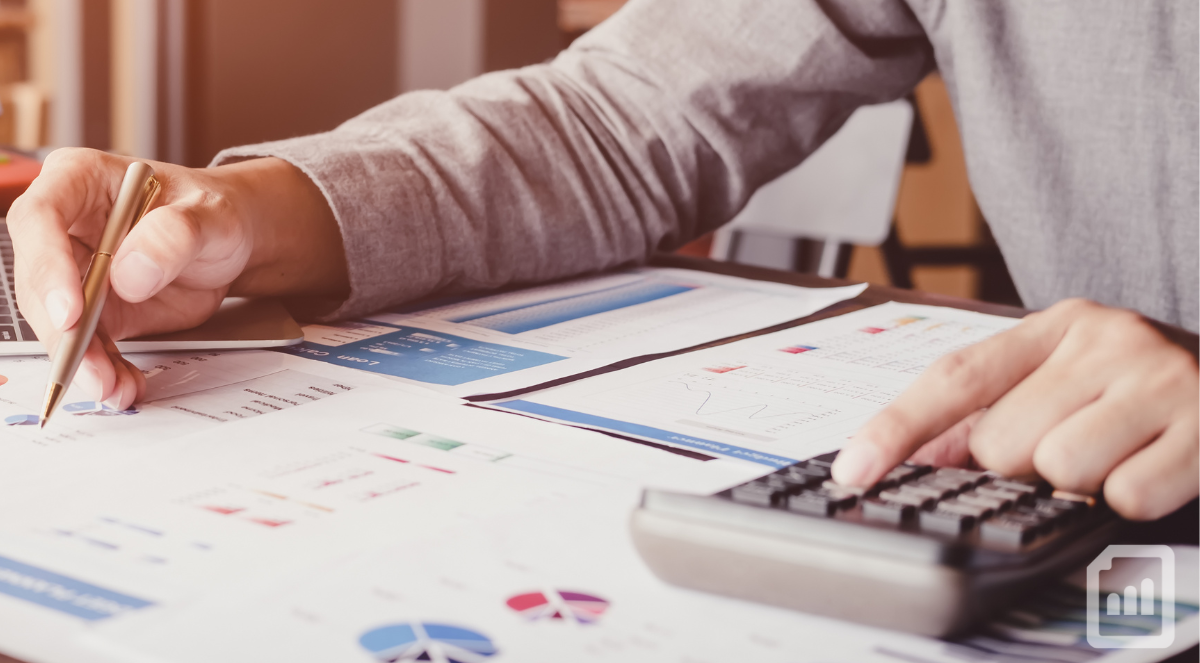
39,382,65,430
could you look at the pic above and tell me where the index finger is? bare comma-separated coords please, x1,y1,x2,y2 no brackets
830,308,1068,487
8,150,126,335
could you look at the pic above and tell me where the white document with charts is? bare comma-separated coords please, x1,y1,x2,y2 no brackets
280,268,865,397
84,488,1200,663
0,349,438,504
1,300,1196,663
488,302,1024,469
0,387,756,663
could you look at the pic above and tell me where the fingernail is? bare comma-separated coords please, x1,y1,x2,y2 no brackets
114,250,164,300
75,363,104,401
832,442,879,487
45,289,70,330
103,381,127,411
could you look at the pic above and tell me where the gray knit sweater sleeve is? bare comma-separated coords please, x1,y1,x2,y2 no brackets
212,0,932,320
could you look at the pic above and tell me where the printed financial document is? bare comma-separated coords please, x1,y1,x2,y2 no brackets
0,349,432,502
490,303,1023,468
0,389,756,663
84,489,1200,663
277,268,865,397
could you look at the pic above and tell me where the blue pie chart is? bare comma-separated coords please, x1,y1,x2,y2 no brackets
360,623,497,663
63,401,138,416
4,414,38,426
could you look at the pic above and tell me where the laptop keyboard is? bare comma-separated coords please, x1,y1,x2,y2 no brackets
0,222,36,342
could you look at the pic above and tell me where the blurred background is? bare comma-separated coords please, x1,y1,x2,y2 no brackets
0,0,1019,305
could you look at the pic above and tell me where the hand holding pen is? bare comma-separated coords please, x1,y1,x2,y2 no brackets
39,162,160,427
5,149,347,421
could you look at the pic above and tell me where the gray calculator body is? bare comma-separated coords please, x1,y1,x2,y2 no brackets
630,453,1120,637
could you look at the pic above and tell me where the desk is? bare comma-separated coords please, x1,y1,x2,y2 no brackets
1,256,1195,663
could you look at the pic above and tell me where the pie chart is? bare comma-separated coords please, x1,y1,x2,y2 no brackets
63,401,138,416
359,623,497,663
506,589,610,624
4,414,37,426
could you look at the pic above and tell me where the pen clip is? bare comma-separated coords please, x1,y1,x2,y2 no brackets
131,176,161,229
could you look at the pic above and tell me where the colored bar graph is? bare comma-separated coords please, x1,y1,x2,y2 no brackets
779,345,817,354
447,280,696,334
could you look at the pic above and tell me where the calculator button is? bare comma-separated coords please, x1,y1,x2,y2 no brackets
990,479,1050,497
787,488,856,517
914,475,973,494
932,467,989,487
776,474,823,493
776,475,821,494
882,466,918,484
867,477,899,494
899,484,955,501
956,491,1013,513
1000,510,1050,534
787,492,837,517
761,475,792,490
937,499,994,521
919,508,976,536
729,484,779,507
1025,507,1067,528
989,479,1036,493
822,479,869,496
974,486,1035,506
823,485,860,503
785,478,820,493
784,464,832,481
883,463,930,485
786,464,829,477
1035,497,1088,521
862,498,915,525
980,516,1038,549
877,488,935,510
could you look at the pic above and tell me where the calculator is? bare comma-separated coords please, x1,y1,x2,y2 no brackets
630,451,1121,637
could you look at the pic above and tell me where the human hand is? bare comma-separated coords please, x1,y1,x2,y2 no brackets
831,299,1199,521
8,148,346,410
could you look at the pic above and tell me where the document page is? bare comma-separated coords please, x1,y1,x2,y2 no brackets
489,303,1022,468
0,390,756,663
0,349,432,503
84,489,1199,663
275,268,865,397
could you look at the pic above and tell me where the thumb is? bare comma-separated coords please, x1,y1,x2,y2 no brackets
110,205,204,303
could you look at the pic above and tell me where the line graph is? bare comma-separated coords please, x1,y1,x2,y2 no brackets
586,362,897,441
508,303,1018,462
583,359,907,443
668,380,830,422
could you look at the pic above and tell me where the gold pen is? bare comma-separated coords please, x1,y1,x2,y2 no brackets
39,162,160,428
